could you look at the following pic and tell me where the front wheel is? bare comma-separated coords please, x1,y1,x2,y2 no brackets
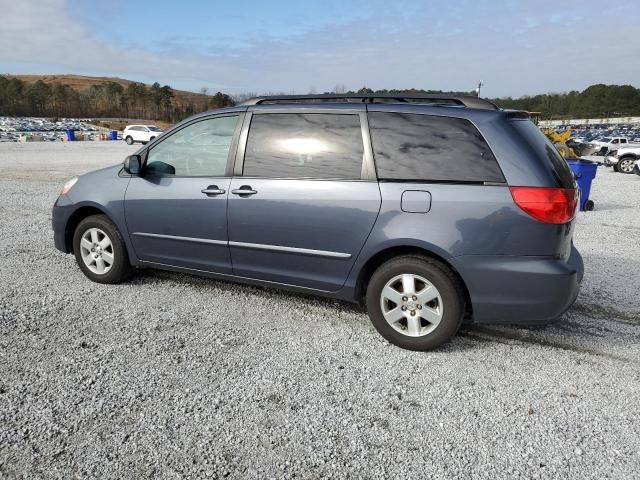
365,256,465,351
618,157,636,174
73,215,132,284
125,136,134,145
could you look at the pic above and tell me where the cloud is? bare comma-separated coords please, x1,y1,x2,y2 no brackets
0,0,639,97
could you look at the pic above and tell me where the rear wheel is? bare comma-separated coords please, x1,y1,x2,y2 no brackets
618,157,636,174
125,136,133,145
73,215,132,284
365,256,465,351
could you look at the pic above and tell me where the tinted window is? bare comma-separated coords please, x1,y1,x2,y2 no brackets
145,115,239,176
243,113,363,179
369,112,504,183
511,120,575,188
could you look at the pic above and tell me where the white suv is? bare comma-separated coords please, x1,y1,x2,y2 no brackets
123,125,163,145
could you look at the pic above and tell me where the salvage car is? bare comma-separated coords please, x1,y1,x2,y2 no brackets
605,146,640,173
52,94,583,351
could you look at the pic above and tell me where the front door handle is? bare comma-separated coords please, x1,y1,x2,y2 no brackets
231,186,258,196
201,185,226,196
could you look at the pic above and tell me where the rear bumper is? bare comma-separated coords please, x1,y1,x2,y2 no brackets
453,246,583,325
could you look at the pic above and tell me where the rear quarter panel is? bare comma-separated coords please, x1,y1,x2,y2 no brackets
343,182,575,296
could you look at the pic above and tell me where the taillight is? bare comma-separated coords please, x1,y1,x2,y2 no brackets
509,187,578,224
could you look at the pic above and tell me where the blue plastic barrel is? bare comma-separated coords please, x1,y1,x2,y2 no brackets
567,159,598,211
109,130,118,141
65,130,75,141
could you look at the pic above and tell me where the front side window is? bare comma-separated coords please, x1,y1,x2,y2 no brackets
145,115,239,176
243,113,364,179
368,112,505,183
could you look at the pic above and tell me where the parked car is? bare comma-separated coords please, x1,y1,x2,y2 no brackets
604,146,640,173
52,94,583,351
590,136,634,149
123,125,163,145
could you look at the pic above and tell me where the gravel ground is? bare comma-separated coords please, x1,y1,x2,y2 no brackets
1,142,639,479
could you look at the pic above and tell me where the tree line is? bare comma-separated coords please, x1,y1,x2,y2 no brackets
490,84,640,119
350,85,640,119
1,76,639,121
0,76,235,121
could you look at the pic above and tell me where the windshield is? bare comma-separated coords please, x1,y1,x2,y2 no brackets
148,126,162,132
599,137,611,142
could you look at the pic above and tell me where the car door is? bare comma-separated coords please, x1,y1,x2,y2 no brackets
227,107,381,292
132,126,145,142
124,113,243,273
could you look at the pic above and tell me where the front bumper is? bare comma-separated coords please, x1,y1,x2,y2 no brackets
604,155,618,166
52,198,74,253
452,245,584,325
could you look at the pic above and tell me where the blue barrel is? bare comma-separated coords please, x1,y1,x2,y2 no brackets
567,159,598,211
65,130,75,141
109,130,118,140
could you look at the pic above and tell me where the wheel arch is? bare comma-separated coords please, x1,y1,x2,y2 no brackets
354,245,473,319
63,204,113,253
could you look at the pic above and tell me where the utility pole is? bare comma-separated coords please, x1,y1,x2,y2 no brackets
475,80,484,97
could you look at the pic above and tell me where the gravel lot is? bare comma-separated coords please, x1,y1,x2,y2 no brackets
1,142,639,479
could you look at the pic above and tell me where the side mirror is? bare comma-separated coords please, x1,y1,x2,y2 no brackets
123,155,141,175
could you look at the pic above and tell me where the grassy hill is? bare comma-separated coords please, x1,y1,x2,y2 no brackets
8,74,211,107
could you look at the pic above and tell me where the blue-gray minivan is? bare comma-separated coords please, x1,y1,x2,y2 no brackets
52,94,583,350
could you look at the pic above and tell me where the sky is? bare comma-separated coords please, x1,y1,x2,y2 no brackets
1,0,639,98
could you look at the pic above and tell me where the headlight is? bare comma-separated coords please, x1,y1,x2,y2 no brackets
60,177,78,196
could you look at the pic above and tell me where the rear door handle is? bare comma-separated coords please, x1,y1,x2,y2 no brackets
231,186,258,196
201,185,226,196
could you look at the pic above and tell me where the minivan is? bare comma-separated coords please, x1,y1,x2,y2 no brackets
53,94,583,350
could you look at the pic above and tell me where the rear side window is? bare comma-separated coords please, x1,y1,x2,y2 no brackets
243,113,364,179
511,120,575,188
368,112,504,183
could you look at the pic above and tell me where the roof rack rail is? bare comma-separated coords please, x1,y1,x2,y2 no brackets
241,94,498,110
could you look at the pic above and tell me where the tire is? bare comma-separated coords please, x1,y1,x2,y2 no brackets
618,157,636,174
149,136,156,142
73,214,133,284
125,136,134,145
365,255,465,351
584,200,595,211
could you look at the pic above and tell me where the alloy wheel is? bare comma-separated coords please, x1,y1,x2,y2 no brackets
379,274,443,337
79,227,114,274
619,158,634,173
